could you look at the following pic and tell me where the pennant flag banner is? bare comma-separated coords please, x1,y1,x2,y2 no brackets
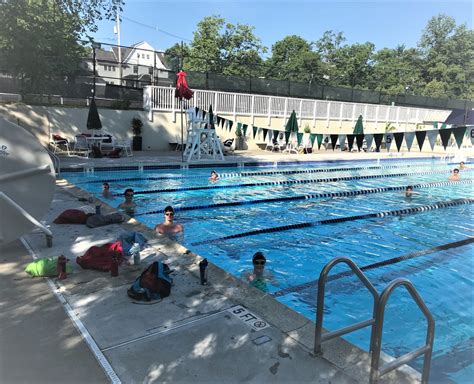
439,128,452,149
394,132,404,152
339,135,347,151
297,132,304,146
404,132,415,151
374,134,383,152
384,134,394,152
330,135,339,151
426,130,438,151
189,110,469,154
356,134,364,151
415,130,427,151
364,134,374,151
347,134,356,152
452,126,466,148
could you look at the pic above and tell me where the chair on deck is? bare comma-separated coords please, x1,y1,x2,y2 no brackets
72,135,90,157
113,138,133,157
221,138,234,155
50,134,71,155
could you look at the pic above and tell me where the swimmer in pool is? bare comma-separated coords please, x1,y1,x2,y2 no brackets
154,206,183,235
448,168,460,181
118,188,136,215
209,170,219,183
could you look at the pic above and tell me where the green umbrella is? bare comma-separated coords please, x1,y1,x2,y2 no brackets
285,110,299,133
353,115,364,134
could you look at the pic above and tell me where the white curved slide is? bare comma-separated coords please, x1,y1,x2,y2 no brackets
0,118,55,245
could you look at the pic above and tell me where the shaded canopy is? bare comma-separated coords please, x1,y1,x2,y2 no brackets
353,115,364,134
285,110,298,133
86,98,102,130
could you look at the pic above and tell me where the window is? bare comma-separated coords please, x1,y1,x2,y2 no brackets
133,65,138,74
148,67,153,75
147,54,150,60
103,65,107,71
137,53,140,58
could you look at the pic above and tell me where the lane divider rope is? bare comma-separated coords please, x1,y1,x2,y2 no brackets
114,169,455,196
271,237,474,298
190,198,474,246
77,163,453,184
134,179,473,217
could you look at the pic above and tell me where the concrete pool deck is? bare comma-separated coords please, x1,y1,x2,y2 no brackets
2,149,455,383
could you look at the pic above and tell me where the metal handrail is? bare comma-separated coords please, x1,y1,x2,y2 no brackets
369,278,435,384
45,145,60,176
313,257,379,356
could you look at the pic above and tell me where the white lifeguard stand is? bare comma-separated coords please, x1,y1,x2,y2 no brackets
183,108,224,162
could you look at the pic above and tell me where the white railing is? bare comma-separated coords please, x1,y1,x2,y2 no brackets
145,86,451,128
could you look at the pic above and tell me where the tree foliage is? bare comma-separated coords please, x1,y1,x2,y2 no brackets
179,14,472,100
182,15,266,76
265,35,322,82
0,0,122,93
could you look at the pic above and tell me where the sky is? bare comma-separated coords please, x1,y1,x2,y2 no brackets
92,0,473,54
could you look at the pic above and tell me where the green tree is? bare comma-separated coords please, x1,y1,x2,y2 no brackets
332,42,375,88
418,14,474,98
265,35,323,82
184,15,266,76
371,45,424,94
165,43,190,72
0,0,122,94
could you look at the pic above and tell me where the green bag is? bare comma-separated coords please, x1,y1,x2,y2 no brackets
25,257,72,277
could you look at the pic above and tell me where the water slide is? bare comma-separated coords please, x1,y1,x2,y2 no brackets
0,118,55,245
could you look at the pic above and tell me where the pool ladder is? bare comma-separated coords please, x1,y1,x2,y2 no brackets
314,257,434,384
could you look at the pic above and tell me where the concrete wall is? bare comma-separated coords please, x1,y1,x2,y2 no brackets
0,103,432,151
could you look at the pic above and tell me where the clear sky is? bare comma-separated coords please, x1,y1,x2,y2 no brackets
92,0,473,54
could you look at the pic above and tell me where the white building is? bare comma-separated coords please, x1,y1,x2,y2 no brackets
88,41,172,88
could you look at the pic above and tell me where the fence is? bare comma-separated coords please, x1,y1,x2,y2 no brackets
145,86,451,129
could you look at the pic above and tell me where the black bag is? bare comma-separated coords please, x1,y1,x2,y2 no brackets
127,262,173,301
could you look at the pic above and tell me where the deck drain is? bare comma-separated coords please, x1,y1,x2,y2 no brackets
252,335,272,346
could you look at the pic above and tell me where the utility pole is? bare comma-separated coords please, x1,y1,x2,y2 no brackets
91,41,101,99
116,8,122,86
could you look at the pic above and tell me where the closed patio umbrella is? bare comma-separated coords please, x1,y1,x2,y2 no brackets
175,71,194,161
353,115,364,134
86,98,102,130
285,110,298,147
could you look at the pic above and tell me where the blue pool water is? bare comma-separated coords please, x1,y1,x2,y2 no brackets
65,158,473,383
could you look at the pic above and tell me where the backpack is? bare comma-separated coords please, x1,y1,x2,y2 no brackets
127,261,173,302
76,241,123,272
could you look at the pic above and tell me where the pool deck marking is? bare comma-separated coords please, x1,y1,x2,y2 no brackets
74,162,448,184
227,305,270,331
134,179,473,216
112,169,458,196
191,198,474,245
271,237,474,298
20,237,122,384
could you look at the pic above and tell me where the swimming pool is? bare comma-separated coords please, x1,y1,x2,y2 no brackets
65,158,473,383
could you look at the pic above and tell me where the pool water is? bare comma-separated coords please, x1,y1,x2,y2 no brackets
65,158,473,383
